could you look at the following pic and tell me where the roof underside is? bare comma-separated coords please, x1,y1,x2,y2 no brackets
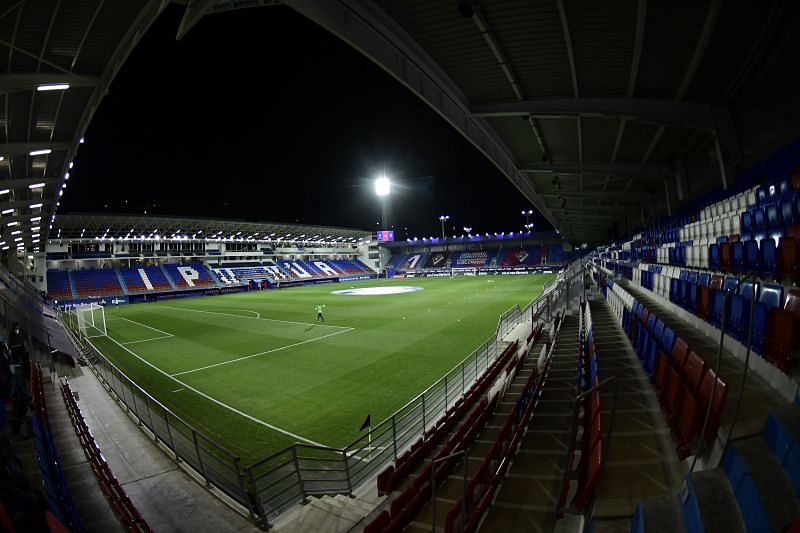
3,0,798,251
51,213,371,241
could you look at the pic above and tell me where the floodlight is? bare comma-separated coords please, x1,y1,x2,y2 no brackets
36,83,70,91
29,203,43,209
29,149,51,156
0,189,8,195
374,176,391,197
7,221,17,226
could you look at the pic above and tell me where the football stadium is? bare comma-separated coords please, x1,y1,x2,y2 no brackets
1,2,799,533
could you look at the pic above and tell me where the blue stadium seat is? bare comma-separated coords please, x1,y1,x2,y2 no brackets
646,313,656,333
727,294,746,339
766,203,780,229
653,320,665,344
751,302,768,353
779,177,791,198
759,282,784,309
741,211,753,235
740,279,759,302
794,194,800,223
687,271,699,311
760,238,777,277
743,240,760,272
753,207,766,231
709,243,720,270
661,326,676,354
698,272,710,286
780,197,794,226
757,184,769,206
731,241,745,273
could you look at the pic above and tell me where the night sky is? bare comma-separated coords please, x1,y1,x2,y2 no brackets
62,4,552,239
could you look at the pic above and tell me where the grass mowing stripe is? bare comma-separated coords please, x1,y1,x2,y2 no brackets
171,327,355,377
91,334,326,447
158,304,351,330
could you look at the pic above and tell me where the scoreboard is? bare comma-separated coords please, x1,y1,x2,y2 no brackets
376,230,394,242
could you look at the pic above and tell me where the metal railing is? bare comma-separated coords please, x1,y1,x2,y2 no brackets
55,262,586,526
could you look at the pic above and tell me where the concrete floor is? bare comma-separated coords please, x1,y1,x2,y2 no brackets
44,363,261,533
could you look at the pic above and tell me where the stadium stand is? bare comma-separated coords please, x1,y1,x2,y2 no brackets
72,268,124,298
46,269,74,300
162,263,216,289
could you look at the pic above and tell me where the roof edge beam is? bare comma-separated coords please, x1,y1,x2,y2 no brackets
471,97,723,130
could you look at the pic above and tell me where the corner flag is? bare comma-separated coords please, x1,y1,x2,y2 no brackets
359,414,371,431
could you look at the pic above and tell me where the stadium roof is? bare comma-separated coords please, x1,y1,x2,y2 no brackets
50,213,371,242
3,1,797,247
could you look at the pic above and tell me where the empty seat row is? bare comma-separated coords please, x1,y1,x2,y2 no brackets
621,301,728,458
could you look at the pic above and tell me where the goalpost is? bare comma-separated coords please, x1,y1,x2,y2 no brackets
72,303,107,339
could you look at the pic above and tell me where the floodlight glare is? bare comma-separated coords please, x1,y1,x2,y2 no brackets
375,176,391,197
28,149,51,156
29,182,45,189
36,83,70,92
0,189,9,195
29,203,43,209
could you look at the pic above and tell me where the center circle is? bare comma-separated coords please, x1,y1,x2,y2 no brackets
330,286,424,296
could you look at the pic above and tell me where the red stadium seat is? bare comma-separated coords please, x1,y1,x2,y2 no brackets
672,338,690,371
664,366,685,421
683,351,706,391
673,386,701,459
784,288,800,318
697,368,728,442
720,242,732,272
641,307,650,327
572,439,602,510
778,237,798,282
364,510,390,533
764,307,799,373
709,275,724,290
390,486,415,518
697,285,711,319
652,351,669,392
377,465,394,495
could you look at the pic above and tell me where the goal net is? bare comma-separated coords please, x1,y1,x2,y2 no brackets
74,303,107,339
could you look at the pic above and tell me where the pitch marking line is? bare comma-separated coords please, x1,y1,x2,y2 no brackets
89,336,326,447
171,327,354,377
122,335,174,345
158,305,350,330
118,317,174,338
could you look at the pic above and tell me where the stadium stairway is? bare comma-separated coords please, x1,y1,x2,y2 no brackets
160,264,178,290
114,268,129,296
477,314,579,532
68,270,78,299
399,330,551,532
581,295,683,523
618,278,788,450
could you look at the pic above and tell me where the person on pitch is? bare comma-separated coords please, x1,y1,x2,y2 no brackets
315,303,326,322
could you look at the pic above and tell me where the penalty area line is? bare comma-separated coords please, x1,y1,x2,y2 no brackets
88,336,325,447
171,327,354,377
158,305,350,330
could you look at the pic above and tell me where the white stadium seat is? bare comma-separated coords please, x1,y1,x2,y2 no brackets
722,216,732,236
700,245,709,269
747,189,756,206
731,214,740,235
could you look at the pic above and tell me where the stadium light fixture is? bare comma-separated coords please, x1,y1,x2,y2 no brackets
0,189,8,195
7,221,17,226
29,149,51,156
522,209,534,227
29,203,43,209
28,182,45,189
37,83,70,91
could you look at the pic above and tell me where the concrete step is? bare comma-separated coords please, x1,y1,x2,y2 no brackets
688,469,745,533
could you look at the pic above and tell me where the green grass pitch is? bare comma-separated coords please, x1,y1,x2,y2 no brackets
87,274,555,464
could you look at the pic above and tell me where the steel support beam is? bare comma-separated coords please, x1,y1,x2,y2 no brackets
519,161,671,180
471,97,729,131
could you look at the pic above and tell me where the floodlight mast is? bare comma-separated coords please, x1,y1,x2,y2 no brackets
375,175,391,230
439,215,450,242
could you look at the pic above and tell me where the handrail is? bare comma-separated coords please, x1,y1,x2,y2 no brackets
689,274,747,472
